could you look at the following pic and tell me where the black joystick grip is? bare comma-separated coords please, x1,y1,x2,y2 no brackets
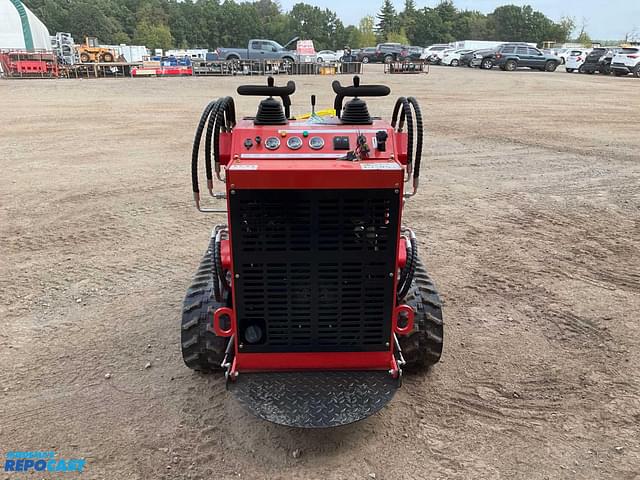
332,76,391,98
238,76,296,119
333,76,390,119
237,76,296,97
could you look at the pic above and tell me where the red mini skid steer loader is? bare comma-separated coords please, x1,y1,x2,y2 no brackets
183,76,443,428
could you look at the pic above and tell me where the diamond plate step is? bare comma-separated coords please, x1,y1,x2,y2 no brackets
228,370,399,428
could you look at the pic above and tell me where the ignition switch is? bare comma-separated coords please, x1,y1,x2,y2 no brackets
376,130,388,152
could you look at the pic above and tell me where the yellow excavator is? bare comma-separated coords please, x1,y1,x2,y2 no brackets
77,37,117,63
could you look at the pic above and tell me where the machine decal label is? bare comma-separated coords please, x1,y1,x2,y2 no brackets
360,163,402,170
229,164,258,170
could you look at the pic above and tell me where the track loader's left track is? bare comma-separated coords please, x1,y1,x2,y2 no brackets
181,238,229,372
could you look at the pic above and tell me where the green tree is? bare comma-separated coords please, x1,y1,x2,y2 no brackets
553,17,576,44
488,5,571,45
376,0,398,41
66,1,123,42
434,0,457,25
133,21,173,50
411,7,453,45
576,30,592,46
345,25,362,48
358,15,377,47
452,10,491,41
287,3,345,50
112,31,131,44
399,0,418,43
387,28,409,45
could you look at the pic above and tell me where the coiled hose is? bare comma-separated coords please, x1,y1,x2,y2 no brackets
391,97,414,175
392,96,423,297
206,96,235,185
192,97,236,199
192,100,219,195
397,229,418,300
407,97,423,187
211,226,230,303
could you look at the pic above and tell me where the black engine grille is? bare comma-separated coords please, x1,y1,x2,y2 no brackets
229,189,400,352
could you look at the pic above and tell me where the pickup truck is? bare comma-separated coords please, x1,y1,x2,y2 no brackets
216,37,300,67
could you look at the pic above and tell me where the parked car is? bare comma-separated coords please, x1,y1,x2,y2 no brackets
580,47,621,74
421,44,450,64
405,46,424,61
316,50,339,63
357,47,377,63
460,49,479,67
555,48,571,64
600,48,622,74
565,48,591,73
469,49,498,69
611,46,640,77
441,48,473,66
493,43,561,71
371,43,408,63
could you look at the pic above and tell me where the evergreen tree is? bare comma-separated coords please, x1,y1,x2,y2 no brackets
399,0,418,43
376,0,398,41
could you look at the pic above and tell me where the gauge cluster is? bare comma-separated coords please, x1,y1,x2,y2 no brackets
251,133,333,151
242,131,390,155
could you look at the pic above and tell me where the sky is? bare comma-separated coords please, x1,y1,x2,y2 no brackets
278,0,640,41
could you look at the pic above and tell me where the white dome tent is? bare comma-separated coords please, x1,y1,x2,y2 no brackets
0,0,51,51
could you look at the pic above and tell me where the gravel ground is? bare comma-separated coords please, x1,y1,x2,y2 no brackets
1,65,639,479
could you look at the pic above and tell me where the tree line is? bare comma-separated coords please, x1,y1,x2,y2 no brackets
24,0,577,51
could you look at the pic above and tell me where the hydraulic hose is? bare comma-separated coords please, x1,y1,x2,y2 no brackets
192,100,220,197
213,97,235,183
204,99,223,188
212,233,222,302
216,229,230,291
192,97,236,211
391,97,414,177
391,96,405,129
397,230,418,299
205,96,236,190
407,97,423,192
399,98,414,177
397,234,412,292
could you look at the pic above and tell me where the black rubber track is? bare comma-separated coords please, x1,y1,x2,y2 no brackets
181,239,229,372
398,258,444,370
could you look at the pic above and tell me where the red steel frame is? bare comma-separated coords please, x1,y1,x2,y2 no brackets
214,120,411,376
0,50,59,78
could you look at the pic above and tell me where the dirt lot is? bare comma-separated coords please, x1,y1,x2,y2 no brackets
1,65,639,479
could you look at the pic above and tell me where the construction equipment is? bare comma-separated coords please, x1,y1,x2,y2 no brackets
183,76,443,428
0,50,59,78
77,37,116,63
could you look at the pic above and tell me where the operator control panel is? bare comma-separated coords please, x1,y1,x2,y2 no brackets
235,122,396,161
